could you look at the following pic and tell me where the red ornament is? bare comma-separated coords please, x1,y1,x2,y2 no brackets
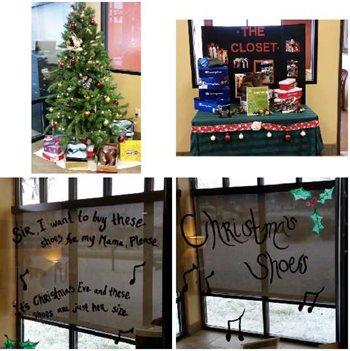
118,136,125,143
51,122,57,129
59,61,65,68
96,82,103,89
89,18,96,25
224,133,231,142
284,134,292,142
70,58,76,65
70,22,77,30
113,100,119,106
65,102,71,108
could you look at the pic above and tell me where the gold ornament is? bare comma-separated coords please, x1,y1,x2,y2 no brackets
49,107,54,112
58,83,62,88
85,96,91,101
84,111,91,117
104,96,111,103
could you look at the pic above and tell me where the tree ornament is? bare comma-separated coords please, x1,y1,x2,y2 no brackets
51,122,58,129
210,135,216,142
85,96,91,101
79,76,92,89
90,18,96,25
70,22,77,30
238,132,244,140
96,81,103,89
65,102,71,108
84,111,91,117
267,131,272,138
70,58,76,65
103,119,109,126
284,133,292,142
104,96,111,103
300,130,306,137
118,136,125,143
48,107,54,112
58,82,62,88
66,32,83,51
113,100,119,106
67,87,72,92
59,61,65,68
224,133,231,142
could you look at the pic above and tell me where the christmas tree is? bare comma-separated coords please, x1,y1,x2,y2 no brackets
45,3,128,152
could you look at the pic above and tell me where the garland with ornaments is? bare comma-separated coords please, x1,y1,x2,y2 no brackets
192,119,318,142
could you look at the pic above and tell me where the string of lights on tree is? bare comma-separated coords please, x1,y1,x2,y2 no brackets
45,3,128,151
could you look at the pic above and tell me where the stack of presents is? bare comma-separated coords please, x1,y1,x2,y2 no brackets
42,120,141,172
194,58,231,113
273,78,303,113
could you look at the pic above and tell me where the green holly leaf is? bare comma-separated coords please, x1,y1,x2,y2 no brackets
3,335,16,349
317,187,335,204
310,209,324,236
289,187,312,200
19,340,39,349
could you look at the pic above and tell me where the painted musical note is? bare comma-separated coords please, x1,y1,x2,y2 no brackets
182,263,198,293
20,269,29,291
129,261,146,285
115,328,134,345
225,309,245,342
205,270,215,294
298,287,325,313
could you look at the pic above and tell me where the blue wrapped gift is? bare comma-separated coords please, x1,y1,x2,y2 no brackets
198,86,230,101
198,65,228,79
199,76,229,89
194,97,231,113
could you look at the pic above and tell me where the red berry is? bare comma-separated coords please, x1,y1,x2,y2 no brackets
224,133,231,142
70,58,76,65
70,23,77,30
113,100,119,106
96,82,102,89
90,18,96,25
284,134,292,142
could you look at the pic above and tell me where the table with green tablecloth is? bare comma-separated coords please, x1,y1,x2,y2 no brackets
190,105,323,156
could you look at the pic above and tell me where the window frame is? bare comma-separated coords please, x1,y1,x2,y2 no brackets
187,177,347,346
101,2,141,76
14,177,171,349
188,20,318,88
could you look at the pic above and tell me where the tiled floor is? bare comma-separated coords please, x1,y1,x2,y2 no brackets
176,330,315,349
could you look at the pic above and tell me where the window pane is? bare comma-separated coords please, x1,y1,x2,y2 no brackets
47,177,68,202
21,178,40,205
77,177,103,199
270,303,336,343
229,177,258,187
112,176,144,195
23,319,69,349
78,332,134,349
197,178,222,189
107,2,141,72
302,177,336,182
205,296,264,334
264,177,297,185
154,178,164,191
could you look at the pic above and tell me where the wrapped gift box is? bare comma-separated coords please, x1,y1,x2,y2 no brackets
279,78,297,91
42,150,64,162
119,140,141,162
274,87,302,100
199,76,229,89
43,135,62,154
198,65,228,79
194,97,231,113
198,86,230,101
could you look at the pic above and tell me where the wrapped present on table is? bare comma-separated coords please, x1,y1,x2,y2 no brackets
42,135,63,162
119,140,141,162
97,144,118,173
194,97,231,113
279,78,297,91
